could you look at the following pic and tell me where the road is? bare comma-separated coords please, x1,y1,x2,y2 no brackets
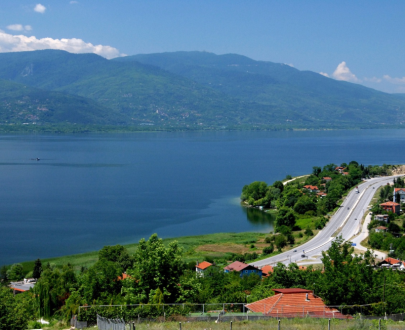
251,175,401,268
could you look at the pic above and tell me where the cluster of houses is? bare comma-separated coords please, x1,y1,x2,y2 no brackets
197,261,349,318
302,177,332,198
378,257,405,270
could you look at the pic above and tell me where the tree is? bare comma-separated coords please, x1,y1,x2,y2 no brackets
0,266,8,284
98,245,134,271
129,234,184,303
33,259,42,279
276,207,296,229
275,235,287,251
312,166,322,177
0,287,29,330
273,181,284,193
7,264,24,281
262,245,274,255
294,195,316,214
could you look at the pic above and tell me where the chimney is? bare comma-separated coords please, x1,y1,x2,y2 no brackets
306,293,310,301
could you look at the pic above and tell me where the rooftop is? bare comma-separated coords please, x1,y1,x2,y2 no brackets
196,261,213,270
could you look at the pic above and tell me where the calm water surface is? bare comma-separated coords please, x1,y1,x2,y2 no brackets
1,129,405,265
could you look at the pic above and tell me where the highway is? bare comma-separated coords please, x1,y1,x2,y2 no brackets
251,175,402,268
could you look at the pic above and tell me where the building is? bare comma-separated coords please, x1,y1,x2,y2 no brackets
335,167,346,174
317,192,327,198
9,278,36,295
303,185,319,193
261,265,274,277
394,188,405,203
224,261,262,278
374,214,388,222
375,226,387,233
380,201,400,215
196,261,213,276
323,177,332,182
245,288,350,319
378,257,405,270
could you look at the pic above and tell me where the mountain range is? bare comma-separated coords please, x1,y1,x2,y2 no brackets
0,49,404,131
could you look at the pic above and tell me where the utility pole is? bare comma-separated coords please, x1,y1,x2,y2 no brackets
383,275,386,313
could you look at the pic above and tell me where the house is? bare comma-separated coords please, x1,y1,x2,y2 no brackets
380,201,400,215
323,177,332,182
261,265,274,277
335,167,346,174
394,188,405,203
303,185,319,193
375,226,387,233
196,261,213,276
245,288,350,319
9,278,36,295
374,214,388,222
378,257,405,270
342,172,349,176
224,261,262,278
317,192,327,198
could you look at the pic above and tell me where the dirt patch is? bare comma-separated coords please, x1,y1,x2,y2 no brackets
196,243,264,254
392,165,405,175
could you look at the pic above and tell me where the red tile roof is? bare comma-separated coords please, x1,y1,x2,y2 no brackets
394,188,405,193
380,201,400,206
245,289,350,319
196,261,213,270
261,265,274,276
224,261,249,272
376,226,387,230
323,177,332,180
383,257,402,265
303,185,319,191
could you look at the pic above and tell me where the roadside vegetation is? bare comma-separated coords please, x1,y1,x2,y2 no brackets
240,162,394,252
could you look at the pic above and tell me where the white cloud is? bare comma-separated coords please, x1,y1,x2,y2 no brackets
332,61,360,82
34,4,46,13
0,31,121,59
6,24,32,32
319,72,329,77
363,77,382,83
383,75,405,85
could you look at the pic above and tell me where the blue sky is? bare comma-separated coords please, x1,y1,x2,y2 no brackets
0,1,404,93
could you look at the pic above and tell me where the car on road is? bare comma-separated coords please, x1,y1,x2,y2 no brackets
293,249,297,252
301,254,305,258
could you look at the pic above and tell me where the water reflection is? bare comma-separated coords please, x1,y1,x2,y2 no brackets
242,206,275,230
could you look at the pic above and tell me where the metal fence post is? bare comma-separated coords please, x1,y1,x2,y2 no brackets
278,319,280,330
328,318,330,330
379,318,381,330
203,304,204,315
179,322,181,330
230,321,232,330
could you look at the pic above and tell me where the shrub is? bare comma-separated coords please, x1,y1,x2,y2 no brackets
262,245,274,255
305,227,314,236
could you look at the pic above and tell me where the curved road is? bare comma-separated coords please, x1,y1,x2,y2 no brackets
251,175,402,268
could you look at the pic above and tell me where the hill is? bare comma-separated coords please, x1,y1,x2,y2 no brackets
0,79,125,126
0,49,404,130
117,51,405,126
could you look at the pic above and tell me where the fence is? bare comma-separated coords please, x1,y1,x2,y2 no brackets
72,315,401,330
75,302,405,324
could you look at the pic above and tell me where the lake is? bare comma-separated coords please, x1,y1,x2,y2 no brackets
1,129,405,265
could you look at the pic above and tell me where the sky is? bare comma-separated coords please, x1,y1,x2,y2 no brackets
0,1,404,93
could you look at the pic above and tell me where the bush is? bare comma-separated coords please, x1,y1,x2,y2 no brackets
275,234,287,251
277,225,292,236
298,232,303,238
262,245,274,255
305,227,314,236
265,236,271,243
250,244,255,248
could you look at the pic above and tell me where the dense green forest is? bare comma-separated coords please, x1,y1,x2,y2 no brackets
0,50,405,131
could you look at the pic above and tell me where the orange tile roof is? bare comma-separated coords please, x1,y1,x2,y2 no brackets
245,289,350,319
376,226,387,230
224,261,250,272
196,261,213,270
261,265,274,276
383,257,401,265
303,185,319,190
380,201,400,206
323,177,332,180
394,188,405,193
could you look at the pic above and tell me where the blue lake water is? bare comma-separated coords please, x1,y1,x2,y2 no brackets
1,129,405,265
